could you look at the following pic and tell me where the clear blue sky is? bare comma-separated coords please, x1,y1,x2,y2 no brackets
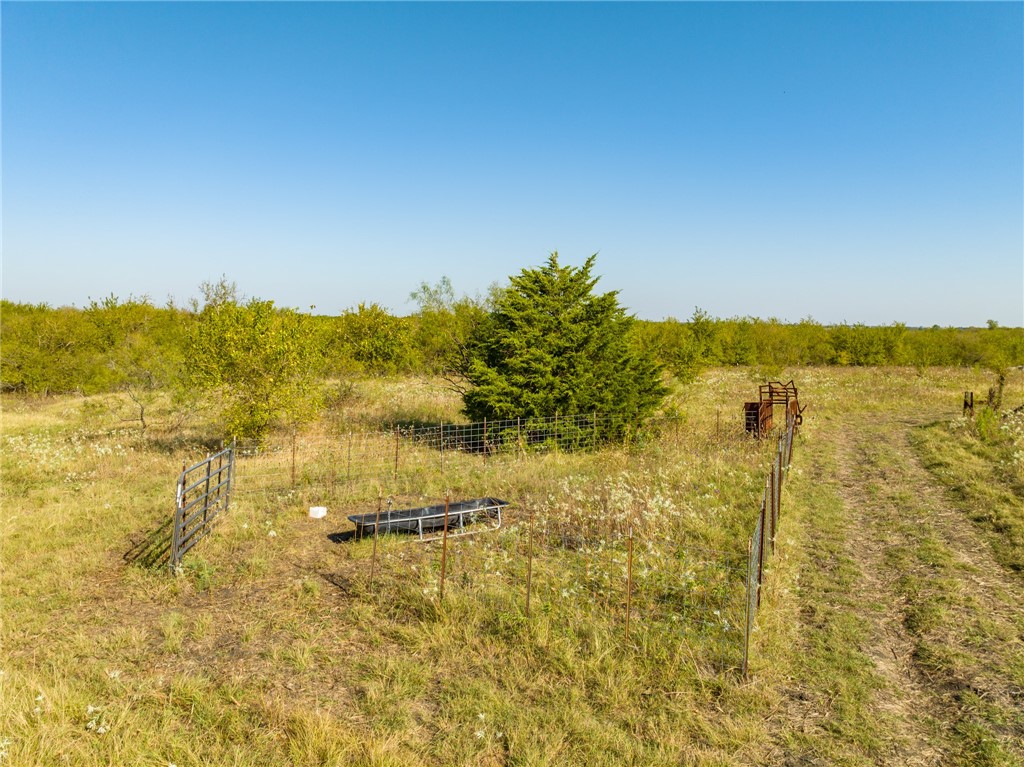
2,2,1022,326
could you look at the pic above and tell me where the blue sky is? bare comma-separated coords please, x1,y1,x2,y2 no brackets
2,2,1022,326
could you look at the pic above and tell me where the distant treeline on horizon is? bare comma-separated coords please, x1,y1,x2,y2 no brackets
2,297,1021,396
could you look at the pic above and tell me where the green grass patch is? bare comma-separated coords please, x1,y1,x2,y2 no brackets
913,413,1024,574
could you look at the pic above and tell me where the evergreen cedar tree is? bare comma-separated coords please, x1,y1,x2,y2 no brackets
462,253,668,435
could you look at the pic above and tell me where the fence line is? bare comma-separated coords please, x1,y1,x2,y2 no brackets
166,403,802,673
359,515,746,667
742,398,800,676
230,412,740,504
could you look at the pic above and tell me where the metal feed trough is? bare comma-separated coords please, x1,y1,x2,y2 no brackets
348,497,508,542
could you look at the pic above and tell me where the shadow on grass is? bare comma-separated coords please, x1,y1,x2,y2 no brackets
319,570,358,596
143,435,227,456
123,516,174,569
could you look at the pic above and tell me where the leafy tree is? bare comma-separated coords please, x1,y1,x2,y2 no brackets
786,317,835,364
84,294,184,431
633,316,706,383
828,323,906,365
335,302,413,375
0,301,99,394
409,276,489,381
717,318,757,367
461,253,667,435
182,279,325,440
688,307,718,365
633,318,681,374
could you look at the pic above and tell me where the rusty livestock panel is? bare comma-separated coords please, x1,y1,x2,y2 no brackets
759,380,799,406
743,402,760,435
759,401,773,435
743,400,775,438
746,381,801,439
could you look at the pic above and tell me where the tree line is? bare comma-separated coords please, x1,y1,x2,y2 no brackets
4,294,1018,395
2,259,1021,439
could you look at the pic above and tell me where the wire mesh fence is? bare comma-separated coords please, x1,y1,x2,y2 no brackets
231,412,711,507
196,406,800,674
352,506,748,669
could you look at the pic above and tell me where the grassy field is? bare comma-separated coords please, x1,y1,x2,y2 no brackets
2,367,1022,765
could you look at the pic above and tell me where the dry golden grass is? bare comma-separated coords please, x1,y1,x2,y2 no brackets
2,367,1020,765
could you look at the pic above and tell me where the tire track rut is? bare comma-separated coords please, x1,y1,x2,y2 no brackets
777,411,1024,765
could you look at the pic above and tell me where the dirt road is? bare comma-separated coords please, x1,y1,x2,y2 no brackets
772,411,1024,766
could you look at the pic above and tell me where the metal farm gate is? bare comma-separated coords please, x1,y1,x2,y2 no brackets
171,444,235,572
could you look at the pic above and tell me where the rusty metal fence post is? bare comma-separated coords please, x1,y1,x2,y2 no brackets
393,430,400,483
525,506,535,617
625,527,634,646
439,494,451,601
743,502,765,676
290,430,297,487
